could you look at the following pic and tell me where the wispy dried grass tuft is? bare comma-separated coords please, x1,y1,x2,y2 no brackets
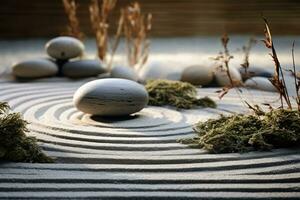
89,0,117,62
107,7,124,71
241,38,257,79
262,18,292,109
62,0,84,41
122,2,152,70
291,41,300,111
214,33,242,99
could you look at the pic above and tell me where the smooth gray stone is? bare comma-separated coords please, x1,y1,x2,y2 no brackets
62,59,106,78
110,66,138,81
12,58,58,78
73,78,149,116
245,76,277,92
239,67,273,80
214,66,242,87
181,65,214,86
45,36,84,59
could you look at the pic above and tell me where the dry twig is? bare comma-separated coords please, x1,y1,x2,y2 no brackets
214,34,242,98
89,0,117,61
62,0,84,41
241,38,257,79
107,9,124,71
262,18,292,109
291,41,300,111
122,2,152,70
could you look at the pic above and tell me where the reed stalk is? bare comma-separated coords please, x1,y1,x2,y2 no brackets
122,2,152,70
263,18,292,109
62,0,84,41
89,0,117,62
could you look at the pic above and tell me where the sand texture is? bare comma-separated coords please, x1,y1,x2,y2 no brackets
0,77,299,199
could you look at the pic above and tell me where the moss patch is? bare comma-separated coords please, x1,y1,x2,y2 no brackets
179,109,300,153
0,102,53,163
145,79,216,109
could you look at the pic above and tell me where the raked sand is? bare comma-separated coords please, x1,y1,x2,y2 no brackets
0,77,300,199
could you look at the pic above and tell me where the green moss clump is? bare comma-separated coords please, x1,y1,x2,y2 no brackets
179,109,300,153
145,79,216,109
0,102,53,163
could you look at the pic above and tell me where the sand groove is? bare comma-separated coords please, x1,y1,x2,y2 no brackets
0,79,299,199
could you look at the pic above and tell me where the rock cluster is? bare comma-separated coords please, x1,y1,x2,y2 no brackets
179,64,275,92
12,36,106,79
138,62,274,92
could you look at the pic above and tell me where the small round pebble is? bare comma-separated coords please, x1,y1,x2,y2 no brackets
181,65,214,86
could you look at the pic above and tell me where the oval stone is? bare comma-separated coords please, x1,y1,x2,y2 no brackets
181,65,214,86
45,36,84,59
62,59,107,78
110,66,138,81
239,67,273,80
245,77,277,92
214,67,242,87
73,78,149,116
12,58,58,78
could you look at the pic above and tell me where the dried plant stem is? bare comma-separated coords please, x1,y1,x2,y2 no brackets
62,0,84,41
222,34,234,87
215,34,242,99
241,38,256,78
107,10,124,71
123,2,152,70
263,18,292,109
89,0,117,62
214,34,263,114
292,41,300,111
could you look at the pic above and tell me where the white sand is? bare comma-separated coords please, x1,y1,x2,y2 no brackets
0,77,299,199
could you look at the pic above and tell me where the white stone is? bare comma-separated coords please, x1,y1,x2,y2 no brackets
12,58,58,78
110,66,138,81
73,78,149,116
181,65,214,86
62,59,106,78
45,36,84,59
245,77,277,92
214,66,242,87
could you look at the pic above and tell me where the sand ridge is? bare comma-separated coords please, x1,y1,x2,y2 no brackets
0,78,299,199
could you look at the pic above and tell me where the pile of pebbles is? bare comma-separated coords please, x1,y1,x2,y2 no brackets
12,36,107,79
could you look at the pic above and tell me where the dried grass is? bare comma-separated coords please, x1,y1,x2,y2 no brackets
122,2,152,70
263,18,292,109
291,41,300,111
107,7,124,71
62,0,84,41
214,34,242,99
89,0,117,62
241,38,257,79
180,109,300,153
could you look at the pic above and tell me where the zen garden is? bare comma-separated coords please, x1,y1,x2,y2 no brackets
0,0,300,199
